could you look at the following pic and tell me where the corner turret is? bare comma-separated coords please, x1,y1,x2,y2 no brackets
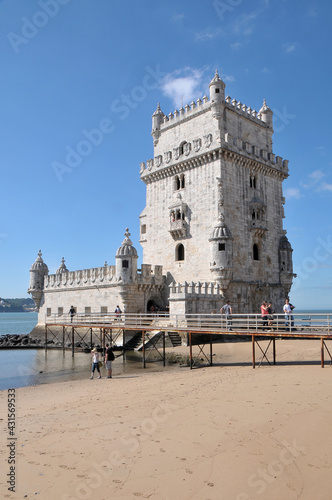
209,70,225,120
151,103,164,146
115,228,138,284
209,216,233,290
28,250,49,309
259,99,273,128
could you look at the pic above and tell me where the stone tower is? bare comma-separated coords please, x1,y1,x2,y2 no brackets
28,250,49,309
139,70,295,314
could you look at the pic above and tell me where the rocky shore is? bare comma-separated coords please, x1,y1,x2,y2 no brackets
0,333,44,348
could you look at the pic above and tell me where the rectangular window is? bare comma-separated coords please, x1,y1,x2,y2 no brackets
141,224,146,234
85,307,91,316
101,306,107,314
46,308,51,317
58,307,63,316
219,243,225,251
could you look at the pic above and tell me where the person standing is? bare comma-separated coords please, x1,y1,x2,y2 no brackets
104,343,114,379
260,301,269,331
221,300,233,331
69,305,75,323
283,298,295,330
90,348,101,379
267,301,274,330
114,305,122,321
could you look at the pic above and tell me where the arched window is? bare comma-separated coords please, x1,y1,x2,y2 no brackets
180,174,185,189
176,244,185,261
250,175,257,189
253,244,259,261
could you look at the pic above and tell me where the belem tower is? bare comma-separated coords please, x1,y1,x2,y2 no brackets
29,70,295,330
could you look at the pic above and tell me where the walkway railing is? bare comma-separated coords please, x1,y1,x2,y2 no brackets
46,312,332,335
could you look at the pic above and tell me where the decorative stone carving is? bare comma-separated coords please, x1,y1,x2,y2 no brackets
155,155,162,167
139,162,146,174
173,147,180,160
147,159,154,171
203,134,212,148
193,139,201,152
164,151,172,164
183,142,191,156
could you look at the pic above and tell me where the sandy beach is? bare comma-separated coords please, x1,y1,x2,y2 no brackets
1,339,332,500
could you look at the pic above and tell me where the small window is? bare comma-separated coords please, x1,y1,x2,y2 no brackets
250,175,257,189
215,88,220,93
180,174,185,189
85,307,91,316
122,260,129,268
253,244,259,261
141,224,146,235
58,307,63,316
47,308,51,317
218,243,225,251
101,306,107,314
176,244,185,261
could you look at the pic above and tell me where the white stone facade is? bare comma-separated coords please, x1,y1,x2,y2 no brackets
29,71,295,325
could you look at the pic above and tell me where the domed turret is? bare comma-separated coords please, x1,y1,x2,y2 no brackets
259,99,273,128
56,257,68,274
209,70,225,119
151,103,164,146
28,250,49,309
115,228,138,283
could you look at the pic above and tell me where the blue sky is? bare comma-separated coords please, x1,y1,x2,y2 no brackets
1,0,332,310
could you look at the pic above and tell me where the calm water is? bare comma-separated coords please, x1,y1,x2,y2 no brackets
0,312,178,391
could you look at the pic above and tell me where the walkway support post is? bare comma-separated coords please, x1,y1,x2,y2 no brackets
45,325,47,353
63,326,65,353
163,331,166,367
210,335,213,365
252,334,255,369
189,332,193,369
321,337,324,368
71,327,74,357
273,338,276,365
142,331,146,368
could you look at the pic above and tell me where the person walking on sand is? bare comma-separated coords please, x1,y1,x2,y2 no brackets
221,300,232,331
90,348,101,379
104,343,115,379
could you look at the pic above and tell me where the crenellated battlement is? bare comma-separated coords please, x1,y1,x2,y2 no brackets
169,281,223,297
140,130,289,179
43,263,165,291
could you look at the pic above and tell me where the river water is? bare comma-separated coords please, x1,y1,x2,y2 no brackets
0,312,178,391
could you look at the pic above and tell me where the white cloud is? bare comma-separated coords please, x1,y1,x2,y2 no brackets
230,41,243,50
160,68,207,109
283,42,297,53
233,13,257,37
195,27,223,42
309,170,325,182
319,182,332,193
284,187,301,199
171,13,184,23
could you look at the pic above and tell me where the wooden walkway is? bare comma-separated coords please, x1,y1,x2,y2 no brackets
45,312,332,369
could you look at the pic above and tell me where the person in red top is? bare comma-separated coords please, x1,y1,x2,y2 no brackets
260,301,269,331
